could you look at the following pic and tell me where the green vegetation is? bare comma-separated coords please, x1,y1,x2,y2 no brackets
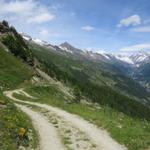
0,20,33,63
134,62,150,92
0,22,36,150
14,85,150,150
0,20,150,150
0,91,38,150
30,43,150,99
30,44,150,120
0,43,33,89
73,86,82,103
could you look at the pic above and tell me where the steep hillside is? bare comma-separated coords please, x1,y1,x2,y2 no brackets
134,62,150,91
0,21,36,150
0,20,150,150
14,85,150,150
29,42,149,98
27,42,150,120
0,21,33,64
0,42,33,89
0,21,33,89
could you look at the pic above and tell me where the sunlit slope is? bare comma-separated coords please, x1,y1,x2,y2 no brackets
29,43,150,120
0,42,33,89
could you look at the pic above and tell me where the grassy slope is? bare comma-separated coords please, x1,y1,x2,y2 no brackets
30,43,150,100
29,43,150,120
0,22,149,149
14,85,150,150
0,42,33,89
0,43,37,149
0,92,38,150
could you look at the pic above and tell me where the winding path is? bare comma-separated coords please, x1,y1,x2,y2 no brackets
4,89,127,150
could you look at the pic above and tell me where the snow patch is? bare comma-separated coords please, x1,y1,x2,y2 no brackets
115,55,134,64
59,46,73,54
33,38,44,45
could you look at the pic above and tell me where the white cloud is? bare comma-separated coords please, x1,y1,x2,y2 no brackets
0,0,55,24
120,43,150,52
131,26,150,32
117,15,141,27
39,30,61,38
82,25,95,31
39,29,49,37
28,13,55,23
0,0,34,14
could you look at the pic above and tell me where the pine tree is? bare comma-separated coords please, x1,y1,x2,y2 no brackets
73,86,81,103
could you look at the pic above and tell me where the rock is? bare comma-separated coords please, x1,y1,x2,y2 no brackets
0,100,7,108
18,146,26,150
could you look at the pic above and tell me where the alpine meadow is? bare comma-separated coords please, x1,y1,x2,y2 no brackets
0,0,150,150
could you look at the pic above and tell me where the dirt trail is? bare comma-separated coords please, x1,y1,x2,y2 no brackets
15,103,64,150
4,89,127,150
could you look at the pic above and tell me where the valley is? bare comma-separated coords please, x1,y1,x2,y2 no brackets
0,20,150,150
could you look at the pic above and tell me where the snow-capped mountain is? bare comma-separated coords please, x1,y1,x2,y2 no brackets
32,38,49,46
129,51,150,66
21,33,56,50
113,53,134,64
21,33,150,67
59,42,85,55
114,51,150,66
21,33,32,41
20,33,150,91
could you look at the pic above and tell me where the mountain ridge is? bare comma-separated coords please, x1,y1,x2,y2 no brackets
21,33,150,67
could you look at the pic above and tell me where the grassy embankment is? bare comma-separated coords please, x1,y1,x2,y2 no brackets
14,85,150,150
0,92,38,150
0,43,38,150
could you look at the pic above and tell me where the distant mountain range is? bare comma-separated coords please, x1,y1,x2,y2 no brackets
21,34,150,94
20,32,150,102
21,33,150,91
21,33,150,66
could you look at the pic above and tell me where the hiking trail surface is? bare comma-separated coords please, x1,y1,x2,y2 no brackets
4,89,127,150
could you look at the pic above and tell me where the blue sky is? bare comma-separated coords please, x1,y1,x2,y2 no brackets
0,0,150,53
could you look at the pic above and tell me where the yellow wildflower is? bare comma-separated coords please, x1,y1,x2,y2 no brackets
19,128,26,137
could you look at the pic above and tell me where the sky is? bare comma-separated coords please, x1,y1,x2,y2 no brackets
0,0,150,53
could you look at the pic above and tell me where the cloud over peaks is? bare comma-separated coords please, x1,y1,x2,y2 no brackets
117,15,141,27
120,43,150,52
0,0,55,24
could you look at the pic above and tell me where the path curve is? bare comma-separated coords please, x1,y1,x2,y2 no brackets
4,89,127,150
15,103,64,150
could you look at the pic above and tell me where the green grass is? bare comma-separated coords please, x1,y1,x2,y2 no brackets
30,43,150,101
0,91,38,150
14,85,150,150
0,43,33,89
0,42,36,149
30,43,150,120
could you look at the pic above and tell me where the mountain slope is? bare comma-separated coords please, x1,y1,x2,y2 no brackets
0,21,33,64
0,21,36,150
0,21,150,150
27,41,150,120
134,62,150,91
29,42,150,97
0,42,33,89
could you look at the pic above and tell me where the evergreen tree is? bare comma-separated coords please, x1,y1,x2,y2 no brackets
2,20,9,27
73,86,82,103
